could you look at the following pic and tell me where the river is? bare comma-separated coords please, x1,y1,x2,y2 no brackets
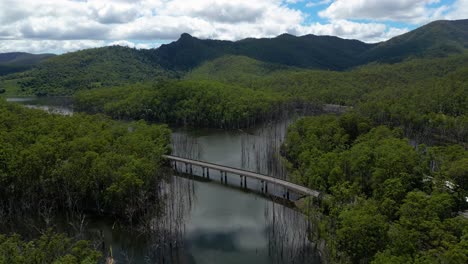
5,97,322,264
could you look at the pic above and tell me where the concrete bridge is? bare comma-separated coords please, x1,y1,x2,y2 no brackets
163,155,321,199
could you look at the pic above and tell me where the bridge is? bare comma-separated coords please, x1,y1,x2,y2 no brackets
163,155,321,199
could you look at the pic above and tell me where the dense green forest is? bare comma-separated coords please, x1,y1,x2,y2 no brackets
70,52,467,135
2,46,175,96
0,98,172,261
0,18,467,263
187,54,468,143
283,114,468,263
0,98,171,224
0,231,101,263
74,80,295,128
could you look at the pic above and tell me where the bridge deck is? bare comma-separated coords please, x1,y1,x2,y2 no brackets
163,155,321,197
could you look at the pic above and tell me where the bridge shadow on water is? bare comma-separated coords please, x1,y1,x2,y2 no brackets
171,167,299,208
157,169,323,264
163,118,324,263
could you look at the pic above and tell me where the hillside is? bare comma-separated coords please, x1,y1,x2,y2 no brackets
360,19,468,63
0,52,55,76
187,53,468,106
8,46,175,95
154,33,373,71
185,55,298,84
1,19,467,96
155,19,468,71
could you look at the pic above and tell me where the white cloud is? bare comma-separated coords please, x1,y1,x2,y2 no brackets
0,40,106,54
0,0,464,53
107,40,156,49
306,0,331,8
18,16,109,40
88,2,140,24
299,20,409,43
319,0,448,24
446,0,468,20
284,0,304,3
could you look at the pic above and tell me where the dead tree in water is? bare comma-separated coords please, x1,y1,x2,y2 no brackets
265,199,316,264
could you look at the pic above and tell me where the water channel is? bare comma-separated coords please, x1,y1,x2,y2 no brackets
5,97,322,264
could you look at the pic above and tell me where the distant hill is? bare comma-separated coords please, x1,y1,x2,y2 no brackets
154,33,373,71
185,55,298,83
0,52,55,76
187,52,468,107
2,19,467,95
155,19,468,71
13,46,175,95
0,52,55,65
153,33,234,71
360,19,468,63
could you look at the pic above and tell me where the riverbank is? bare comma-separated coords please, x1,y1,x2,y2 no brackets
1,97,323,263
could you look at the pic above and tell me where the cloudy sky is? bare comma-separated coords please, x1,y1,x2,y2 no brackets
0,0,467,54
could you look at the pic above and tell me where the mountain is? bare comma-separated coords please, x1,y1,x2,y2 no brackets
186,52,468,107
154,32,373,71
233,34,372,70
153,33,234,71
13,46,174,95
2,19,467,95
0,52,55,65
360,19,468,63
0,52,55,76
154,19,468,71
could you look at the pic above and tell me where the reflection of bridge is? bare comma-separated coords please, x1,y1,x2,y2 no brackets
163,155,321,199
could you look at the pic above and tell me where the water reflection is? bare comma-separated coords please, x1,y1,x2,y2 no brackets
4,97,321,263
165,119,320,264
6,97,73,115
149,176,320,264
172,119,293,180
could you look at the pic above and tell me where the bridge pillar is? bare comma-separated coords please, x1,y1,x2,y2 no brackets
202,167,205,177
265,182,268,193
185,163,188,173
206,168,210,179
173,161,177,172
244,176,247,188
190,164,193,175
220,170,223,183
224,172,227,184
240,175,243,187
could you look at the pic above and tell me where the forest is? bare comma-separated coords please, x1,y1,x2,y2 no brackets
283,114,468,263
187,54,468,143
0,19,467,263
74,80,297,129
0,99,171,262
72,53,467,144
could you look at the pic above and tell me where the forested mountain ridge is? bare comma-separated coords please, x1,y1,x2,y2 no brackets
7,46,176,95
1,19,467,96
153,32,373,71
0,52,55,76
359,19,468,63
154,19,468,70
0,52,55,64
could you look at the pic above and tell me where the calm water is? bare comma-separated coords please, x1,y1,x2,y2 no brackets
6,97,321,264
6,96,73,115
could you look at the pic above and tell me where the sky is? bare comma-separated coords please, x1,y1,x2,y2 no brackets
0,0,467,54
